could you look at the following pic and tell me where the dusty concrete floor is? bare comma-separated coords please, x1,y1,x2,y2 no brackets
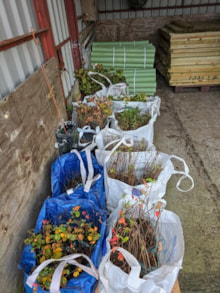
154,74,220,292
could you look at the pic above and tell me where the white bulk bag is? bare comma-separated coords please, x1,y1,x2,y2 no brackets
109,99,160,145
77,125,100,148
104,139,194,211
94,128,155,166
99,200,184,293
111,95,161,113
84,71,127,101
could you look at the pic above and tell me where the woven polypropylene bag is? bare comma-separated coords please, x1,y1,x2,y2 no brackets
99,200,184,293
51,149,106,210
19,196,107,293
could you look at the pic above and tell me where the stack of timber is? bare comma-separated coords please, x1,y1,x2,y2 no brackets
156,20,220,88
91,41,156,95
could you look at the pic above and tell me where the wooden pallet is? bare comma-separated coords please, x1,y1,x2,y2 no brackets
172,279,181,293
173,84,220,93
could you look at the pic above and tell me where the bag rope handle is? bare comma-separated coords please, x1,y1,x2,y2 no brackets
87,71,112,89
170,155,194,192
26,253,98,293
99,247,142,292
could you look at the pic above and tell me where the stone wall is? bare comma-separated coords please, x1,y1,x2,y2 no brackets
96,13,220,48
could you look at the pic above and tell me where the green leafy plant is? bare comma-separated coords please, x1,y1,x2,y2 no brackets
110,203,161,277
115,107,151,130
75,64,126,96
109,92,149,102
24,206,100,290
77,97,112,129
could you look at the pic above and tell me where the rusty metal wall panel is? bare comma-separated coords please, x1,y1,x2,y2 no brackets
0,0,44,99
47,0,76,97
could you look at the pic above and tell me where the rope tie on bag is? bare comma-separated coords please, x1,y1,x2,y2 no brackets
133,69,136,95
112,46,115,67
124,47,126,69
144,46,147,69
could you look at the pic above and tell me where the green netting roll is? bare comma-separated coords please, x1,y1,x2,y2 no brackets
124,68,156,95
129,88,156,93
128,89,156,95
123,69,156,76
91,41,157,95
130,86,156,90
91,47,155,59
92,46,155,54
92,62,155,69
123,71,155,77
127,77,156,83
91,43,155,69
91,51,155,58
92,41,150,47
91,57,154,63
124,75,155,81
91,61,155,69
128,83,157,88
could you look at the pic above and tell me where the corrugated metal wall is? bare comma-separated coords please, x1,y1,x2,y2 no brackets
47,0,76,98
0,0,44,99
75,0,84,33
98,0,220,20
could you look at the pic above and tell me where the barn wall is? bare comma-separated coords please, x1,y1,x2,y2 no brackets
47,0,77,98
0,0,44,100
0,57,67,293
75,0,96,68
96,13,220,48
98,0,220,20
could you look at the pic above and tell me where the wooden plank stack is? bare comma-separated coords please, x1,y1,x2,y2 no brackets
156,20,220,88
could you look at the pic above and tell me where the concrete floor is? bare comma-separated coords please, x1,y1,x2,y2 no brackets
154,74,220,292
